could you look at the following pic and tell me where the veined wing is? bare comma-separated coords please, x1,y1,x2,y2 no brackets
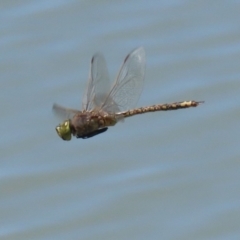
52,103,80,120
99,47,146,113
82,53,111,111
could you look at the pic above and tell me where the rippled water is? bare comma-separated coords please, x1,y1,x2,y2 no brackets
1,1,240,239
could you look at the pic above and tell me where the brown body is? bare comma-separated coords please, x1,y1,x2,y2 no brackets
70,110,118,138
122,100,201,118
69,100,202,137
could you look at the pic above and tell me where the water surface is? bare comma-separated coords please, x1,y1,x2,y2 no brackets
1,1,240,239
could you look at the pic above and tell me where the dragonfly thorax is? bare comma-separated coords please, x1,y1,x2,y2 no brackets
70,111,117,139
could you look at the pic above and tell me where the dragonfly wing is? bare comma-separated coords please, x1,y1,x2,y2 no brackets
82,53,111,111
53,103,80,120
100,47,146,113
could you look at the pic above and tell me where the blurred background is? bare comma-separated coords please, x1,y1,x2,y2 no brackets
1,0,240,239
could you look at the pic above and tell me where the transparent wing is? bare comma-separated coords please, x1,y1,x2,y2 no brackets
99,47,146,113
52,103,80,120
82,53,111,111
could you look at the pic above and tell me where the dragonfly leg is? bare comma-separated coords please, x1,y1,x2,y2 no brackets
77,128,108,139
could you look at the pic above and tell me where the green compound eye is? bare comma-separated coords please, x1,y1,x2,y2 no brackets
56,120,71,141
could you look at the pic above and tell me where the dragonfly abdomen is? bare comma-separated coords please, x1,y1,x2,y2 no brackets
122,101,203,118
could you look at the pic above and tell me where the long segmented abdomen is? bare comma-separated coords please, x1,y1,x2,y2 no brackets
121,101,204,118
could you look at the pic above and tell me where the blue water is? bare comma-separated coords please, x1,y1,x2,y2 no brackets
1,1,240,239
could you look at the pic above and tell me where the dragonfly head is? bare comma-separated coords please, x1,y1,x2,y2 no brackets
55,120,72,141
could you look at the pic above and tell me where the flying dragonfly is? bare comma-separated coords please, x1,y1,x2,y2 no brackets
53,47,203,140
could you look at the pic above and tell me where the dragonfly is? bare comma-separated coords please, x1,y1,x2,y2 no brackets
53,47,203,140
